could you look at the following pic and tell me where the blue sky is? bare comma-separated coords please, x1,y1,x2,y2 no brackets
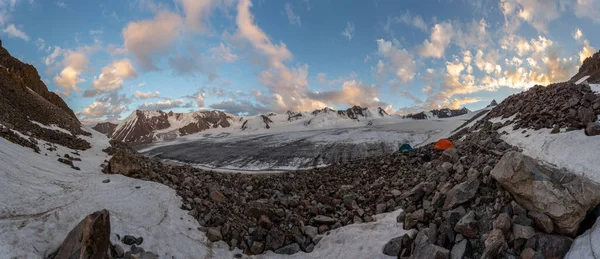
1,0,598,123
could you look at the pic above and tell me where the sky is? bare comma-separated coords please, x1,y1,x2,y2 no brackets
1,0,598,123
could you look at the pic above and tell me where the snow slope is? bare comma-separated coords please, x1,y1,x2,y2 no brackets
0,124,414,258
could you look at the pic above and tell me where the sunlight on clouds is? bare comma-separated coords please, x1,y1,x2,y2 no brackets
417,22,453,58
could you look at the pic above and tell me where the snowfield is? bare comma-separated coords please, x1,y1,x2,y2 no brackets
0,126,413,258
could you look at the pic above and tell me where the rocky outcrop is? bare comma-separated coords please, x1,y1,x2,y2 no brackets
92,122,117,137
48,210,111,259
404,107,470,120
570,50,600,84
491,151,600,236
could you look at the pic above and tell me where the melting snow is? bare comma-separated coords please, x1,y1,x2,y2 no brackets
31,120,72,135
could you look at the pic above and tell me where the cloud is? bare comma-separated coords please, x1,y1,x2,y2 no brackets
341,22,355,40
388,12,428,32
364,55,371,63
284,2,301,26
177,0,217,33
35,38,45,51
91,59,137,92
375,39,416,85
78,92,132,120
417,22,453,58
135,90,160,99
89,28,103,35
579,39,595,63
122,11,182,70
209,99,270,115
316,72,357,85
168,51,216,78
573,28,583,40
306,80,389,108
106,44,128,56
3,24,29,41
500,0,560,33
44,46,63,65
53,49,92,96
56,1,66,8
139,99,188,110
573,0,600,23
209,42,238,62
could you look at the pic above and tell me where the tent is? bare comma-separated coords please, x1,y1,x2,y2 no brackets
433,139,454,150
399,143,413,152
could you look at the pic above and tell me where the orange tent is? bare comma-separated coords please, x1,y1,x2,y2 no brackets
434,139,454,150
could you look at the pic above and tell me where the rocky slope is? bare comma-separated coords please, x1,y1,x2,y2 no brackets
404,107,471,120
570,51,600,84
92,122,118,137
0,41,90,150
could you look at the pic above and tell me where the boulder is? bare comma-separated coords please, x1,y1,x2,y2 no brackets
535,234,573,259
103,150,142,176
275,243,301,255
482,229,508,259
450,239,469,259
411,230,450,259
382,237,403,256
513,224,535,240
206,227,222,242
454,210,478,238
585,122,600,136
528,211,554,234
313,215,337,225
442,179,480,210
492,213,512,234
491,151,600,236
50,210,111,259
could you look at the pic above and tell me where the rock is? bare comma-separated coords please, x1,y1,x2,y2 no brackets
206,227,222,242
454,210,478,238
396,211,407,223
450,239,469,259
382,236,403,256
258,215,272,229
528,211,554,234
135,237,143,245
209,190,226,203
58,158,74,167
122,235,137,246
585,122,600,136
113,244,124,258
550,125,560,134
512,215,533,226
313,215,337,225
304,226,318,239
441,162,453,172
521,248,538,259
482,229,508,259
130,245,145,254
246,186,253,192
536,234,573,259
140,252,158,259
411,230,450,259
513,224,535,240
102,179,110,183
404,209,425,230
376,203,387,214
391,189,402,197
274,243,301,255
267,229,285,250
491,151,600,236
511,201,527,216
250,241,265,254
493,213,512,234
492,122,503,130
442,148,459,163
51,210,111,259
578,107,596,124
442,179,480,210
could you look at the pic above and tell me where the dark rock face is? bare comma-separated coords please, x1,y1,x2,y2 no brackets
92,122,117,137
49,210,111,259
0,45,91,150
111,110,232,145
570,50,600,84
404,107,470,120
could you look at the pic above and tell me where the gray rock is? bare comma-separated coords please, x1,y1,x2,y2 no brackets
491,151,600,236
578,107,595,124
303,226,318,239
450,239,469,259
492,213,512,234
206,227,222,242
140,252,158,259
376,203,387,214
551,125,560,134
113,244,124,258
585,122,600,136
528,211,554,234
404,209,425,230
313,215,337,225
536,234,572,259
513,224,535,240
102,179,110,183
512,215,533,226
52,210,111,259
411,230,450,259
492,122,503,130
442,179,480,210
382,236,403,256
454,210,478,238
396,211,407,223
442,148,459,163
390,189,402,197
482,229,508,259
122,235,137,246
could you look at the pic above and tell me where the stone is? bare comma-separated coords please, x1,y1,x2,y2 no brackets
550,125,560,134
130,245,145,254
585,122,600,136
58,158,74,167
113,244,124,258
313,215,337,225
441,162,454,172
274,243,301,255
442,148,460,163
122,235,137,246
513,224,535,240
382,236,403,256
209,190,226,203
250,241,265,254
578,107,596,124
491,151,600,236
51,210,111,259
454,210,478,238
411,230,450,259
303,226,318,239
258,215,273,229
442,179,480,210
512,215,533,226
450,239,469,259
391,189,402,197
482,229,508,259
521,248,540,259
140,252,158,259
396,211,407,223
492,122,504,130
511,201,527,216
246,186,253,192
493,213,512,234
102,179,110,183
536,234,573,259
404,209,425,230
206,227,222,242
376,203,387,214
528,211,554,234
135,237,143,245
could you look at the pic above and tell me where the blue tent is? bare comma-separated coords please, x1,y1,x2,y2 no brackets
399,143,414,152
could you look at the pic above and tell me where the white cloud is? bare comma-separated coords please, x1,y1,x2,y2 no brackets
579,39,595,63
35,38,45,51
307,80,389,108
573,0,600,23
2,24,29,41
341,22,355,40
139,99,188,110
122,11,182,70
135,90,160,99
177,0,217,33
106,44,128,56
364,55,371,63
417,22,453,58
284,2,301,26
398,12,428,32
53,49,95,96
55,1,66,8
44,46,63,65
375,39,416,84
573,28,583,40
91,59,138,93
209,42,238,62
500,0,560,33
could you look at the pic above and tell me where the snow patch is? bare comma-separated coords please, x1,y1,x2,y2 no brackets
589,84,600,94
31,120,71,135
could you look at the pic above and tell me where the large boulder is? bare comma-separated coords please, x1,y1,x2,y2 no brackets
102,150,143,176
49,210,111,259
410,229,450,259
491,151,600,236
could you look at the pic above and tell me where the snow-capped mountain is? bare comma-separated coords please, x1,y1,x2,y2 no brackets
112,106,391,145
403,107,471,120
92,122,118,137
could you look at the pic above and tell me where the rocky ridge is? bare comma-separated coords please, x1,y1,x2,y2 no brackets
92,122,118,137
404,107,471,120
